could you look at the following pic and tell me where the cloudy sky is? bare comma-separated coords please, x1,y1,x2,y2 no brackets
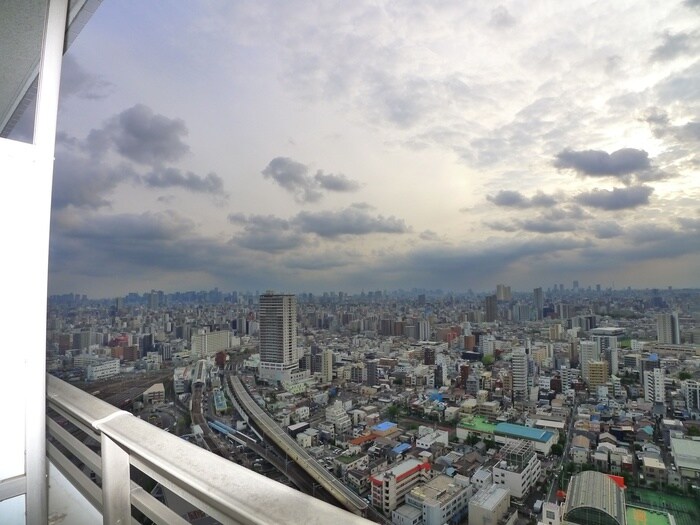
38,0,700,297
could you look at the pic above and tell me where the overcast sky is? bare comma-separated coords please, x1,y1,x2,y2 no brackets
42,0,700,298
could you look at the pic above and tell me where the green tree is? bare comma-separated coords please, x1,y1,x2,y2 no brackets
482,355,495,366
386,404,400,422
679,371,692,381
551,443,564,456
687,426,700,437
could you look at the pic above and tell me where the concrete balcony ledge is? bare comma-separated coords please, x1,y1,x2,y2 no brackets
47,375,373,524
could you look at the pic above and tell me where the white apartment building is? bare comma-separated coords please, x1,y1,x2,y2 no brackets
325,400,352,438
644,368,665,404
190,329,231,357
492,440,541,500
681,380,700,412
85,358,120,381
415,426,449,450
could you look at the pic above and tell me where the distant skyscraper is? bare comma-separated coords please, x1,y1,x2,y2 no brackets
533,288,544,320
496,284,512,301
366,359,379,387
320,348,333,383
657,313,680,344
258,292,299,383
485,294,498,322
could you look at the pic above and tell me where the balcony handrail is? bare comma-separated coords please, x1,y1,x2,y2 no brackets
47,374,374,524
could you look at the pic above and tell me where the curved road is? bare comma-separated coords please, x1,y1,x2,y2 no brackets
228,374,369,517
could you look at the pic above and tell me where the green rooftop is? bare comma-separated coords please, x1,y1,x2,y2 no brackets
626,507,672,525
457,416,496,433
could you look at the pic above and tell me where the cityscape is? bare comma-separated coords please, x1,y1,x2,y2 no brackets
1,0,699,524
46,284,700,524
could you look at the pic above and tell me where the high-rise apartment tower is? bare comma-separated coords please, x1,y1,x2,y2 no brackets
258,292,299,383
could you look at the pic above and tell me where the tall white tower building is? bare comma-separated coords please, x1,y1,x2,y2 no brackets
512,349,529,402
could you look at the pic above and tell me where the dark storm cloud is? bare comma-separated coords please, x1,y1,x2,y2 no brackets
487,190,558,208
52,108,225,207
650,30,698,62
141,167,227,196
295,208,409,238
314,171,361,192
227,213,305,253
378,237,589,288
484,204,589,235
86,104,190,166
554,148,651,177
65,210,194,242
520,219,577,234
581,219,700,264
642,107,700,148
60,55,113,100
48,211,252,284
590,221,624,239
484,220,519,233
51,152,136,210
261,157,359,203
575,185,653,210
489,5,516,28
285,253,350,270
419,230,441,241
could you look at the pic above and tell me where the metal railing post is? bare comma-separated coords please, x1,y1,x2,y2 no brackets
101,434,131,524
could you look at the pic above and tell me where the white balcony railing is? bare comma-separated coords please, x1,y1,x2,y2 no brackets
46,374,374,524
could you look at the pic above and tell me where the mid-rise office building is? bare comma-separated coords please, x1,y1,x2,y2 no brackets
587,361,609,390
370,458,432,516
468,484,511,525
396,474,472,525
492,440,541,500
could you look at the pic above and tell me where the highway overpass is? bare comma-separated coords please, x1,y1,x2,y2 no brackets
228,375,369,517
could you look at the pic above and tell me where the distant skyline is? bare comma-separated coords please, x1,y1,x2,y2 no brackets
19,1,699,297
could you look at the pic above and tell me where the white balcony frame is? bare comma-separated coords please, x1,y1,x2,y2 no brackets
47,375,374,524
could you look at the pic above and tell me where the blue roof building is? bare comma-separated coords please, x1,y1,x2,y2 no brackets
493,422,557,454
